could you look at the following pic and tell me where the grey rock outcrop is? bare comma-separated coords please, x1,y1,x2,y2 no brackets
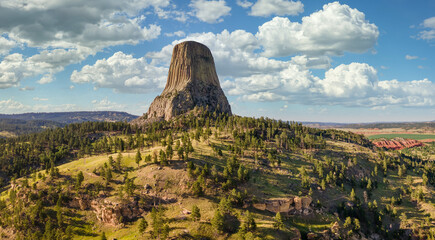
134,41,231,124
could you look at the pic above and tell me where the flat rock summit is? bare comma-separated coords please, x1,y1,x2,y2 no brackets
134,41,232,124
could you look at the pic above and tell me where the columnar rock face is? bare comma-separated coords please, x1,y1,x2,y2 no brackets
141,41,232,122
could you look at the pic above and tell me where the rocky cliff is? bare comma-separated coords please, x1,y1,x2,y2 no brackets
134,41,231,124
373,138,424,150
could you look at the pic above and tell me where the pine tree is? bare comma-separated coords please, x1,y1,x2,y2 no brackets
211,209,225,232
350,188,356,202
138,218,148,235
241,210,256,233
191,205,201,222
273,212,284,230
76,171,84,189
192,180,203,196
344,216,352,228
321,179,326,190
100,232,107,240
150,207,168,239
116,152,123,170
367,178,373,190
135,149,142,168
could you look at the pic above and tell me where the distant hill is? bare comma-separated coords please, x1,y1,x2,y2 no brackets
0,111,138,137
303,121,435,130
340,121,435,129
0,111,138,124
0,119,64,137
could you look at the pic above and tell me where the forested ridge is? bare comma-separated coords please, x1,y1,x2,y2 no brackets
0,110,433,240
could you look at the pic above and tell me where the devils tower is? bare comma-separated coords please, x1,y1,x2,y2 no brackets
137,41,231,123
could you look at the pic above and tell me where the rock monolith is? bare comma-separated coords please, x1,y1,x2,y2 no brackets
136,41,232,123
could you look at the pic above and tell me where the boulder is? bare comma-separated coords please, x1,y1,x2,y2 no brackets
90,199,144,226
294,196,302,210
301,196,312,209
264,198,292,213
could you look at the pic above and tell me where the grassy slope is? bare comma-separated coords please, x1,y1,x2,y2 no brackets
368,134,435,140
2,128,433,239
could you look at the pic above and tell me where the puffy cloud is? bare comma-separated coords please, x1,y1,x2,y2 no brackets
405,55,418,60
37,74,54,84
0,48,90,88
257,2,379,57
189,0,231,23
0,0,164,49
0,36,16,55
0,0,166,89
242,92,285,101
377,79,434,107
0,99,26,112
236,0,253,8
0,98,83,114
423,17,435,28
419,16,435,40
71,52,167,93
250,0,303,17
229,62,433,108
92,98,126,111
290,55,331,69
154,6,189,22
0,54,27,89
165,31,186,37
318,63,378,98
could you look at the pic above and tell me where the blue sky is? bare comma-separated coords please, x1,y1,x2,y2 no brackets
0,0,434,123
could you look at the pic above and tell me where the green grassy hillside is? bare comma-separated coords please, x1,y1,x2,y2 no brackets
0,111,433,240
368,134,435,140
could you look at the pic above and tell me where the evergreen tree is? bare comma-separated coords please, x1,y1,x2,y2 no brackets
76,171,84,190
150,207,169,239
191,205,201,222
350,188,356,202
192,180,203,196
135,149,142,168
211,209,225,233
116,152,123,170
273,212,284,230
100,232,107,240
138,218,148,235
240,210,256,234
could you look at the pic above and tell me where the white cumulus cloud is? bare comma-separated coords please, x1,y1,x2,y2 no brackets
0,0,165,89
71,52,168,93
250,0,303,17
419,16,435,40
257,2,379,57
189,0,231,23
236,0,253,8
37,74,54,84
0,48,90,88
165,31,186,37
318,63,378,98
92,98,126,111
0,99,26,112
0,36,16,55
0,0,163,49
